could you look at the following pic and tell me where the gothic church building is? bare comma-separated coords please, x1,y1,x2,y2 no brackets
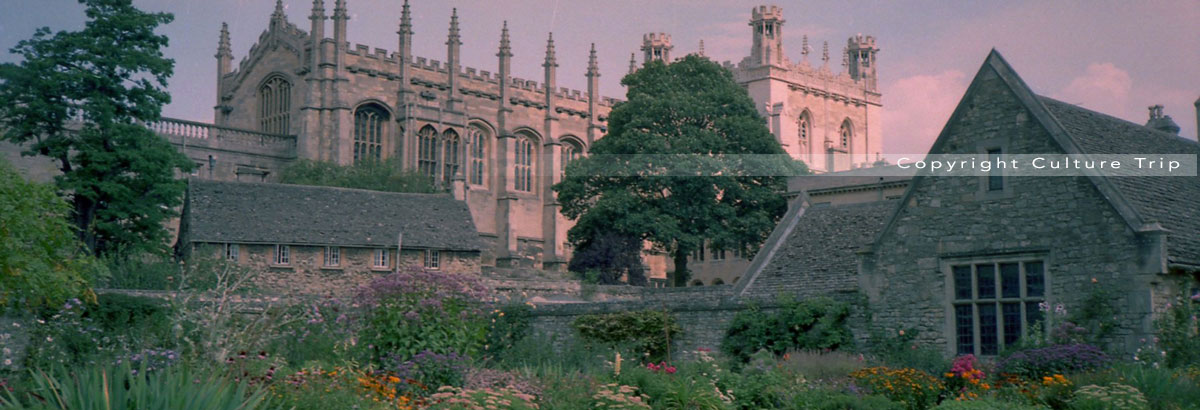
197,1,883,271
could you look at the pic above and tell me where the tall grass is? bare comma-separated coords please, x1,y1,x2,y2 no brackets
0,363,270,409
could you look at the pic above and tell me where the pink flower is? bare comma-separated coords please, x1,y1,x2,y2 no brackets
665,366,677,374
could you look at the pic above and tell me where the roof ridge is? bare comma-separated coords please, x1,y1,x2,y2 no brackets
1038,96,1200,148
190,178,455,198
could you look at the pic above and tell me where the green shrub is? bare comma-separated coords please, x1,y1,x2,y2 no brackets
932,398,1048,410
279,158,437,193
722,298,851,363
357,267,493,362
427,386,539,409
1155,289,1200,368
723,349,791,409
573,310,682,362
778,350,869,384
786,389,905,410
592,383,653,409
617,364,729,410
92,293,173,343
1071,383,1148,410
868,328,950,375
483,302,533,360
0,362,270,409
1105,363,1200,410
849,366,944,410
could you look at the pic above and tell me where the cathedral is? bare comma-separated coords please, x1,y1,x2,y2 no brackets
188,0,884,274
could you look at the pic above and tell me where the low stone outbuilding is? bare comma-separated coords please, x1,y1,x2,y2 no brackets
738,50,1200,357
175,180,482,294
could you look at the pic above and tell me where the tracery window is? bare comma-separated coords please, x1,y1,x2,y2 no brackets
798,112,811,146
443,130,461,184
417,126,439,178
258,76,291,135
468,125,488,186
839,119,853,149
560,139,582,177
514,134,535,192
353,103,388,163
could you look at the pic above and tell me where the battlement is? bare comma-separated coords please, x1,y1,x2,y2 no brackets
642,32,673,46
751,5,784,21
847,34,877,49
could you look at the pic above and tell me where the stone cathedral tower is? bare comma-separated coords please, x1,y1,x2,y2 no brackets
634,4,884,172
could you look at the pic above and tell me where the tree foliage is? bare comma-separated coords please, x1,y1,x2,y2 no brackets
555,55,801,286
0,0,190,256
567,230,647,286
278,158,437,193
0,160,101,313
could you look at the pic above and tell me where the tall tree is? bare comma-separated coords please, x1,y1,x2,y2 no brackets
556,55,802,287
0,0,190,256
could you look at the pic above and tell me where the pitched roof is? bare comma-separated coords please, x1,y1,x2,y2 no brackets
1039,97,1200,265
874,50,1200,267
789,166,913,194
181,180,482,251
734,200,897,298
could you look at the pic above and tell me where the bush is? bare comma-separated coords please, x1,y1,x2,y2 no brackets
931,398,1048,410
777,350,868,385
995,344,1108,378
279,158,437,193
272,366,403,410
1103,363,1200,410
1155,289,1200,368
483,302,533,360
463,367,543,398
868,328,950,375
722,298,851,363
593,383,653,409
616,363,729,410
849,366,944,410
786,389,905,410
427,386,539,409
92,293,173,344
266,297,361,367
1071,383,1148,410
384,350,470,398
573,310,682,362
357,267,493,362
725,349,791,409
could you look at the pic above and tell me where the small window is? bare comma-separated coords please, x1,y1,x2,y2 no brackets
324,246,340,267
224,243,239,261
373,249,389,269
274,244,289,265
424,250,441,269
987,148,1003,191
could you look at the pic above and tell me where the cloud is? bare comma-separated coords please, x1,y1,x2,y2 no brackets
1054,63,1133,117
881,70,968,156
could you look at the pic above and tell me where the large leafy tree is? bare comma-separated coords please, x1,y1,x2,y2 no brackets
556,55,802,287
0,0,191,256
0,159,101,313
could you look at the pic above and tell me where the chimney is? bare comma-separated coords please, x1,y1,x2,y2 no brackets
1145,105,1180,135
1194,96,1199,140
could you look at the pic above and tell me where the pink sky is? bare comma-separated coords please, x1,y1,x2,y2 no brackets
3,0,1197,155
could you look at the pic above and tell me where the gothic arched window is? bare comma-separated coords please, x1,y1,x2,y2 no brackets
442,129,461,184
467,125,488,186
514,134,535,192
798,111,811,146
417,126,439,178
258,76,291,135
353,103,388,163
560,138,583,177
839,119,853,149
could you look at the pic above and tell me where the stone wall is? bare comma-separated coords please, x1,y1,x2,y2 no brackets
861,66,1162,356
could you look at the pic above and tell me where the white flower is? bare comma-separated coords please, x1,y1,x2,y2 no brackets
46,336,54,342
2,347,10,355
3,359,10,366
10,322,18,328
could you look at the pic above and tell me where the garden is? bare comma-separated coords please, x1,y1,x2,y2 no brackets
2,258,1199,410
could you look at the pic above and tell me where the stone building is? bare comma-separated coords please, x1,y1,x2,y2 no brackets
175,179,482,294
737,51,1200,355
179,1,884,273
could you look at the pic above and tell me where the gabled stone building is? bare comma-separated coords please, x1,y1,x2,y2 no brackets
738,51,1200,355
175,179,482,294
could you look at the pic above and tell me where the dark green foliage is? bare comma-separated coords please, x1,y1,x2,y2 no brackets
1155,288,1200,368
0,160,100,313
867,328,951,375
0,362,271,409
555,55,803,287
279,158,437,193
786,389,905,410
568,230,647,286
1063,283,1119,347
483,302,533,360
0,0,192,256
91,293,173,342
722,298,851,362
572,310,682,361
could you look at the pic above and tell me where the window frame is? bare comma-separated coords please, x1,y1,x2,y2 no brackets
224,243,239,262
443,129,461,184
424,249,441,270
468,125,488,186
258,76,292,135
514,135,535,192
943,255,1049,357
372,249,390,269
417,126,440,179
323,246,340,267
274,244,290,266
353,103,389,163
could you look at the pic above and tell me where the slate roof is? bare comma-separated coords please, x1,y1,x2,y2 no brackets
735,200,898,298
1039,97,1200,265
789,166,913,194
181,180,482,251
